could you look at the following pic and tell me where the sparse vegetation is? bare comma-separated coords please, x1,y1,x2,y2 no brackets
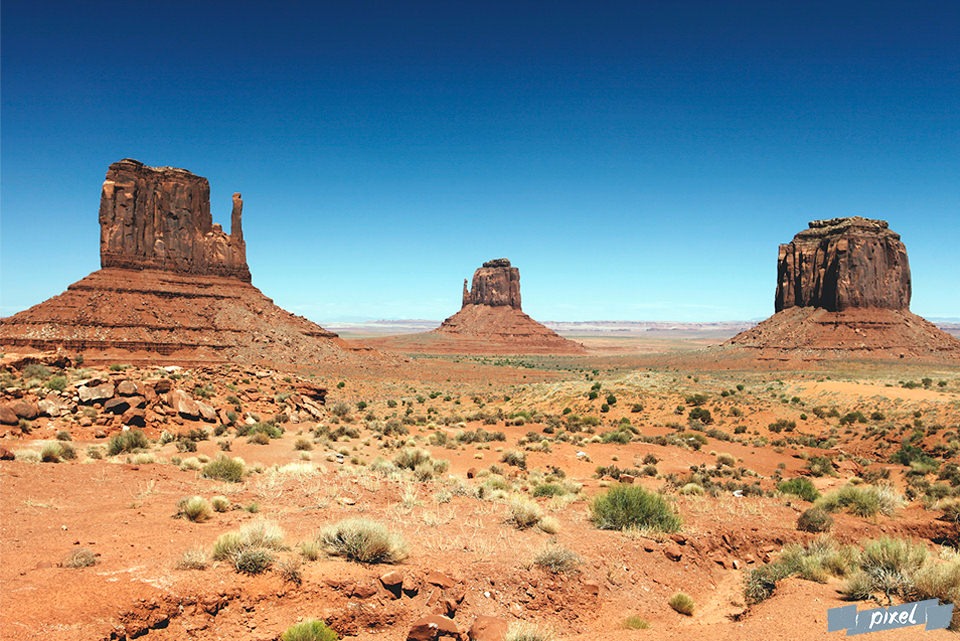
202,456,246,482
281,620,339,641
668,592,695,615
591,485,681,533
319,519,407,563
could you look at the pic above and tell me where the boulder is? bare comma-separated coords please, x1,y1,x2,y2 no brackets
121,408,147,427
169,390,200,420
407,615,462,641
468,616,508,641
0,406,18,425
116,380,139,396
79,383,115,404
103,397,131,415
10,401,39,420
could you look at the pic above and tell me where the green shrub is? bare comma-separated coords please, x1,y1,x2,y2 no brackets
777,477,820,502
233,548,275,574
319,519,407,563
202,456,245,482
816,484,904,518
281,620,339,641
688,407,713,424
797,507,833,533
177,496,213,522
668,592,695,615
622,616,650,629
45,375,68,391
590,485,680,533
107,429,149,455
501,449,527,470
843,537,928,603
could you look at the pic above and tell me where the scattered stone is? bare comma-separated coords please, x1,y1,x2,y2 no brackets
1,406,21,425
78,383,115,404
406,615,462,641
116,381,139,396
0,447,15,460
169,390,200,420
468,616,508,641
380,570,404,599
582,580,601,597
103,397,131,415
121,408,147,427
426,571,457,589
663,544,683,562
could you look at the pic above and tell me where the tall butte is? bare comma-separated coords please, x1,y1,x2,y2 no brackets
427,258,584,354
0,159,360,366
727,217,960,360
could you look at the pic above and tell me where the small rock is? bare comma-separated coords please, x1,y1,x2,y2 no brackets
468,616,507,641
103,397,131,415
427,571,457,589
0,447,15,460
663,544,683,562
78,383,115,404
582,580,600,597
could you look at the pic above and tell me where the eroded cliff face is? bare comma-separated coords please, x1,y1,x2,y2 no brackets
99,159,250,281
775,217,910,312
461,258,522,309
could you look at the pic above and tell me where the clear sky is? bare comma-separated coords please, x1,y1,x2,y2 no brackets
2,1,958,323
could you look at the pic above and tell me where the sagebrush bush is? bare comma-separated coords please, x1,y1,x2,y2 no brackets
844,537,928,603
210,496,231,512
745,536,855,604
281,620,339,641
777,477,820,502
816,484,904,518
319,519,407,564
668,592,695,615
202,456,245,482
107,429,149,455
501,449,527,470
178,496,213,522
213,521,286,573
591,485,680,532
533,545,580,574
622,616,650,629
507,496,543,529
797,507,834,533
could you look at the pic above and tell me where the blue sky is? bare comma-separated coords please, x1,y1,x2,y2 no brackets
2,1,958,322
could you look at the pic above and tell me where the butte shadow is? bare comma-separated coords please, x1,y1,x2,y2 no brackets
0,159,378,368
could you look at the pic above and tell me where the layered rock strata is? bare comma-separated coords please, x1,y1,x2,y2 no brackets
775,217,910,312
728,217,960,361
429,259,585,354
0,159,364,366
100,159,250,281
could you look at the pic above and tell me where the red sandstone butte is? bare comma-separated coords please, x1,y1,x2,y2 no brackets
0,159,375,367
728,217,960,361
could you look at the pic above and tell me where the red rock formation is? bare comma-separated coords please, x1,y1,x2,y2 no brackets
377,259,585,354
0,159,383,367
99,159,250,281
776,217,910,312
728,217,960,361
461,258,521,309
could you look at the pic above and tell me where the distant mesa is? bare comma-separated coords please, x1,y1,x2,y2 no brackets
728,217,960,361
366,258,585,355
0,159,368,367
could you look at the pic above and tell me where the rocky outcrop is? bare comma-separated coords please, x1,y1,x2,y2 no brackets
375,259,586,355
727,217,960,361
461,259,521,309
99,159,250,281
0,159,391,367
775,217,910,312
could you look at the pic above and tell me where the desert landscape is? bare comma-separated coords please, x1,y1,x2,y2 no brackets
2,160,960,641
